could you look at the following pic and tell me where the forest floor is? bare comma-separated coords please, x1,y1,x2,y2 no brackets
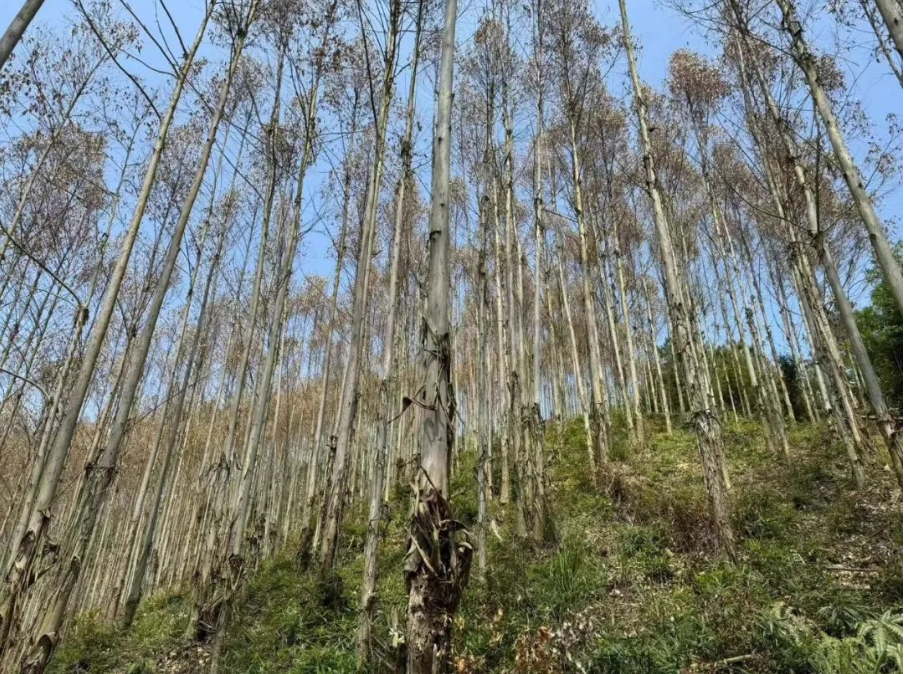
50,416,903,673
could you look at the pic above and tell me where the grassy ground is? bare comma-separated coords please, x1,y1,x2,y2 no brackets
50,416,903,673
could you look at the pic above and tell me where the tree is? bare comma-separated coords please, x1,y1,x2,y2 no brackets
403,0,473,669
0,0,46,71
619,0,736,560
856,245,904,412
0,6,214,661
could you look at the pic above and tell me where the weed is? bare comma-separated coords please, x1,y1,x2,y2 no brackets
50,417,903,674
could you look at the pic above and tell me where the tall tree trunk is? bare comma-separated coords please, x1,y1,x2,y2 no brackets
555,230,596,471
501,70,529,535
0,0,45,72
597,229,633,438
404,0,472,668
732,29,902,483
619,0,735,559
873,0,903,55
771,259,817,422
319,0,400,573
475,197,491,584
642,276,672,434
775,0,903,314
614,234,644,441
192,42,285,646
18,18,244,668
568,120,610,470
298,92,358,565
0,10,212,657
859,0,903,83
737,231,795,422
121,216,226,629
528,0,548,541
491,186,512,504
357,0,423,659
209,27,325,664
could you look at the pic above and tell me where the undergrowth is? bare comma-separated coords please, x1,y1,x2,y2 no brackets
51,415,902,673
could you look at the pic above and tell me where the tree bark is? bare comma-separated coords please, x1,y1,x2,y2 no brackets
732,29,902,484
357,0,423,660
121,212,225,629
0,0,45,72
0,9,211,657
319,0,400,573
404,0,472,669
873,0,903,55
776,0,903,314
619,0,735,559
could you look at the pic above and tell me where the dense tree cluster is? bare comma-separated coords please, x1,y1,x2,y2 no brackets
0,0,900,671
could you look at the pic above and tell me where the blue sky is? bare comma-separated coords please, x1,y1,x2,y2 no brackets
2,0,901,286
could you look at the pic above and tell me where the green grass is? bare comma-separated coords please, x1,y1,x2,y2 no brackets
51,415,903,673
50,590,191,674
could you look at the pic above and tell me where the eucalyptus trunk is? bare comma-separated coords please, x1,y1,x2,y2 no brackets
318,0,400,573
0,10,211,656
872,0,903,55
357,0,423,659
568,120,610,470
121,222,225,629
620,0,735,559
0,0,45,72
775,0,902,314
734,30,902,483
404,0,472,669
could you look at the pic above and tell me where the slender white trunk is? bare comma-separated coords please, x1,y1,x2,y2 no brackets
619,0,735,559
776,0,902,313
0,11,211,658
404,0,471,667
357,0,423,659
0,0,45,71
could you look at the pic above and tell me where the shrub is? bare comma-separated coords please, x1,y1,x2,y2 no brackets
732,487,794,541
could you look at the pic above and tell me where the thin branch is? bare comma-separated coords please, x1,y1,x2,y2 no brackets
75,0,162,119
0,219,84,310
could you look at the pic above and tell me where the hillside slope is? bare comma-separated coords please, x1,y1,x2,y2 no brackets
50,418,903,673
